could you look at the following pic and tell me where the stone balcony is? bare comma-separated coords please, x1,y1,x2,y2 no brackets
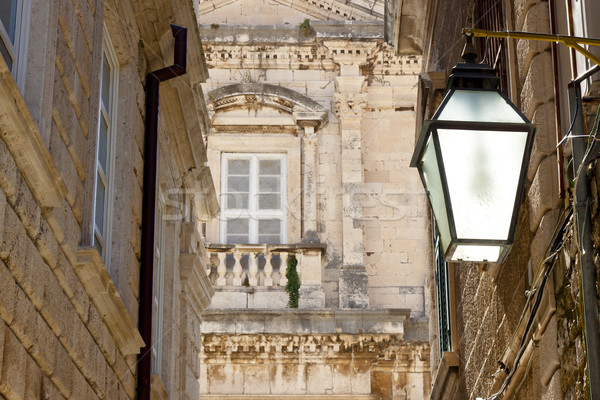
206,243,327,309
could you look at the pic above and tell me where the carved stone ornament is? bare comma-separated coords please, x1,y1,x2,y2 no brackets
333,93,368,118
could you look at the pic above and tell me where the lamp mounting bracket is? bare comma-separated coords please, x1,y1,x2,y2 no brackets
463,28,600,66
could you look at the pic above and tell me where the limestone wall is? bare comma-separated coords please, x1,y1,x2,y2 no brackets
0,0,215,399
199,22,428,315
423,0,600,399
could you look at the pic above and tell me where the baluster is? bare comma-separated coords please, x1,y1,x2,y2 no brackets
248,252,258,286
232,251,243,286
279,252,289,287
216,252,227,286
264,252,273,287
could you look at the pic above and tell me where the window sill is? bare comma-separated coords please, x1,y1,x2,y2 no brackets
0,56,66,207
430,351,459,400
150,374,169,400
75,247,145,355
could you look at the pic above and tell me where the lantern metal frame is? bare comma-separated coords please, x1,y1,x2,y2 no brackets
411,48,538,263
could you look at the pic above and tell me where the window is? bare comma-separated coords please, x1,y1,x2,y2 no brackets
93,28,118,267
434,227,452,358
0,0,30,88
152,195,166,375
220,154,287,244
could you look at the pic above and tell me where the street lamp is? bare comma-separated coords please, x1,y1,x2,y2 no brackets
410,36,537,263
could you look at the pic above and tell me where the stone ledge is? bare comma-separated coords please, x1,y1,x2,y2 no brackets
75,247,145,356
201,308,410,336
430,351,459,400
150,374,169,400
199,396,377,399
0,57,67,207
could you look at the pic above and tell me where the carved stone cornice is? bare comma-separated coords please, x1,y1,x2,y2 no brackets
200,333,430,369
208,83,329,132
333,93,368,119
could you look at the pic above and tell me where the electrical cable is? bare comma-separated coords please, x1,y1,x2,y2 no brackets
485,210,572,400
556,86,580,148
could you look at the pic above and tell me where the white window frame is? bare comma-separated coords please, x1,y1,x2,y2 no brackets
220,153,288,244
92,25,118,269
151,191,166,375
0,0,31,89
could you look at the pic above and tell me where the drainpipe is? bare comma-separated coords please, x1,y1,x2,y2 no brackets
568,69,600,400
548,0,565,197
137,24,187,400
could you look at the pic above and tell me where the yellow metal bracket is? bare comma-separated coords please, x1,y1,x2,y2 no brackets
463,28,600,66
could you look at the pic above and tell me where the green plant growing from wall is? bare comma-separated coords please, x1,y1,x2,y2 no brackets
285,255,300,308
300,19,312,37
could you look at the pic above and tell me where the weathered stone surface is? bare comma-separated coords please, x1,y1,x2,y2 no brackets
527,155,561,233
520,51,554,120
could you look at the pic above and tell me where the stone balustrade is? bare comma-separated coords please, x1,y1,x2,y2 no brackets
205,244,327,309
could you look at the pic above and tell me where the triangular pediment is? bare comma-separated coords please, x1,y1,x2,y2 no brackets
197,0,383,25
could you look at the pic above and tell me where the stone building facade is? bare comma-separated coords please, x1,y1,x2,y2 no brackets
417,0,600,399
0,0,216,399
195,1,432,398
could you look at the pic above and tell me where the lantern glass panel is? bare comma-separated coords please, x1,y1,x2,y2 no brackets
438,90,525,123
452,245,501,262
421,136,452,252
438,128,528,240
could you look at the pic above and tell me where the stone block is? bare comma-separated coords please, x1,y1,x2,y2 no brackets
209,291,248,309
339,268,369,309
527,155,561,233
28,313,57,376
41,376,66,400
207,364,245,394
306,364,333,394
10,287,38,350
247,291,288,309
243,364,271,394
44,202,81,264
50,341,76,398
0,261,17,325
528,102,557,181
24,355,43,400
516,3,551,81
36,217,60,269
332,363,352,393
12,172,42,240
298,284,326,308
48,124,83,217
513,0,543,31
371,371,392,398
530,208,561,268
266,69,293,81
0,327,27,399
520,52,554,119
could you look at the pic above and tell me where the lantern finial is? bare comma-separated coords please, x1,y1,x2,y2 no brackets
461,33,478,63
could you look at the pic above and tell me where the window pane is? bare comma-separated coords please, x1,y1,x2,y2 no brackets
0,38,13,70
98,115,109,173
259,219,280,235
228,176,249,192
0,0,18,42
227,218,249,244
259,159,280,175
227,234,250,243
258,194,280,209
101,53,111,108
225,192,248,210
95,172,106,235
259,177,280,193
93,232,103,255
227,218,249,234
228,159,249,175
258,235,280,244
